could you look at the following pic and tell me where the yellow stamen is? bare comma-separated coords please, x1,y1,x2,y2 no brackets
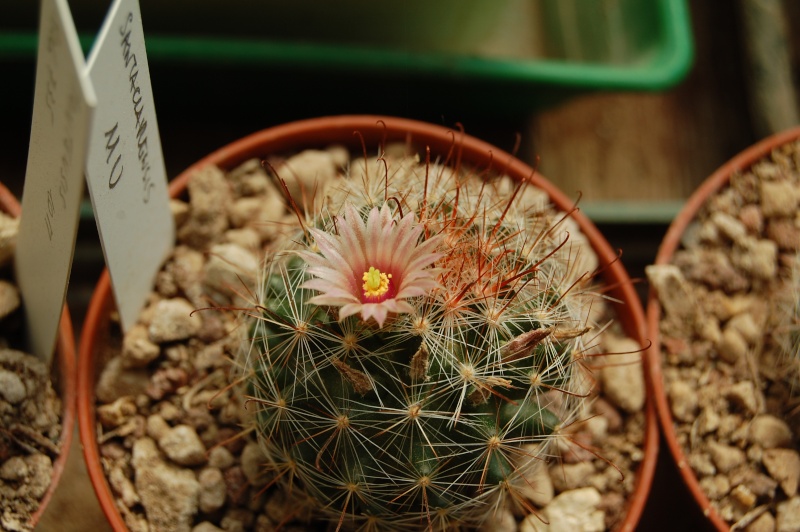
362,266,391,298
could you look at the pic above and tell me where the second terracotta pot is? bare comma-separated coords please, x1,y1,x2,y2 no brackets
648,126,800,530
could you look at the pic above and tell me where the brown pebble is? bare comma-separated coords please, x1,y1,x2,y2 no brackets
707,441,746,473
216,427,247,455
100,442,128,460
146,367,189,400
745,511,775,532
766,218,800,250
668,380,698,422
738,204,764,233
763,448,800,497
224,466,249,506
196,314,226,343
761,180,798,217
730,484,757,511
749,415,793,449
729,468,778,498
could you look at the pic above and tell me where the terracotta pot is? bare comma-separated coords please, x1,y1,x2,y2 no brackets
78,115,656,531
0,182,77,528
647,126,800,531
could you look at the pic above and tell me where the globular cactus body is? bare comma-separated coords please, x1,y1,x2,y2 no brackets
245,149,594,529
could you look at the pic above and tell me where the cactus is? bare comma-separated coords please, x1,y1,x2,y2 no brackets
243,148,597,530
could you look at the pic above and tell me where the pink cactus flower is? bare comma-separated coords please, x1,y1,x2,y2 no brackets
301,203,442,327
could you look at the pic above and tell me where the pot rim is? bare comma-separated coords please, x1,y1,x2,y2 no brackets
646,125,800,531
78,114,654,531
0,183,77,528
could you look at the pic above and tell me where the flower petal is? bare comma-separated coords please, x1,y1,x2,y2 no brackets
304,270,357,297
388,214,420,269
337,206,367,273
361,302,389,328
309,228,359,283
302,280,359,302
338,303,363,320
308,293,359,307
365,207,384,268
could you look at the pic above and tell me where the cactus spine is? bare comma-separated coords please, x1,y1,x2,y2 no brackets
244,147,596,530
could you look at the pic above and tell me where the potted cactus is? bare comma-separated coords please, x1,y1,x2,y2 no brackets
647,127,800,531
0,182,76,531
78,116,654,531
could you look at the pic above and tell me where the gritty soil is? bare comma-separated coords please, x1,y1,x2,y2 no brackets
92,146,649,532
649,139,800,531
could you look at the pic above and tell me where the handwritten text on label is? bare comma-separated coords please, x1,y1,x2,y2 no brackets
84,0,174,334
119,12,154,203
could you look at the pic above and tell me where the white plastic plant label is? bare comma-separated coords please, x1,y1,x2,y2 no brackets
85,0,174,333
15,0,97,362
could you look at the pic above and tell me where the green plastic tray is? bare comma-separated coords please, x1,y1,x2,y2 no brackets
2,0,692,91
